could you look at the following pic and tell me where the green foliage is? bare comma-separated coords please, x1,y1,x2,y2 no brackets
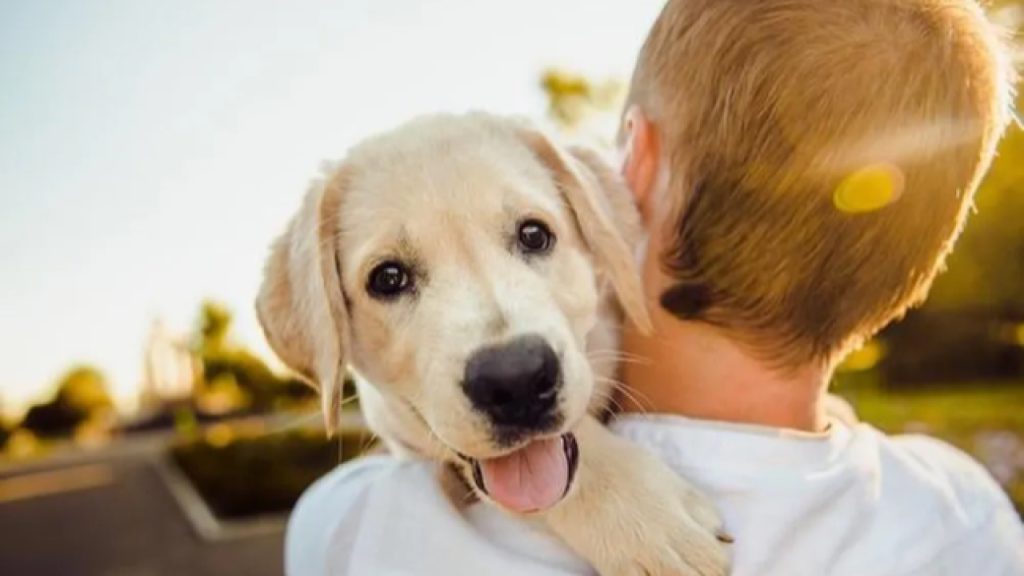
173,406,200,440
202,347,311,411
54,366,113,412
196,300,234,354
881,312,1022,383
193,300,315,413
171,428,375,518
540,68,624,134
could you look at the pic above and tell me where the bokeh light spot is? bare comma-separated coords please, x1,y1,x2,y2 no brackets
833,163,905,214
205,423,235,448
839,339,886,372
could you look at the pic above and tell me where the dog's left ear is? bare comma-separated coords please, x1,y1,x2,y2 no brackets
256,167,351,435
518,128,653,333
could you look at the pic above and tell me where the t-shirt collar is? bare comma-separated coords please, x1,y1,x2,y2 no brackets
609,412,856,474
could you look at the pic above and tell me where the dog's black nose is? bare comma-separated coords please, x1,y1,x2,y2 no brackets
462,335,560,429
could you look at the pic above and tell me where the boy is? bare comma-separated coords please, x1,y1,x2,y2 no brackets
287,0,1023,573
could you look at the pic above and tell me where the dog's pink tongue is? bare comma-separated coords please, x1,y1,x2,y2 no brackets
479,437,568,513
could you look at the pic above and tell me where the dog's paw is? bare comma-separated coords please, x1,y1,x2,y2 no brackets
545,421,732,576
596,464,731,576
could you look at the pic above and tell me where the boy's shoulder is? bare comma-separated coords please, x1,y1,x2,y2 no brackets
284,455,397,576
845,427,1023,575
613,415,1023,575
882,430,1010,509
885,432,1006,496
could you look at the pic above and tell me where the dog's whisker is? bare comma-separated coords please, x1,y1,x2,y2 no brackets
594,374,654,414
461,480,480,505
591,387,627,414
586,347,648,359
587,356,652,367
617,387,654,415
356,430,380,461
587,356,651,367
586,350,653,367
268,410,324,434
587,347,646,359
340,391,360,408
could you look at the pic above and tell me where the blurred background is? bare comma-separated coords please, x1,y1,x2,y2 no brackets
0,1,1021,574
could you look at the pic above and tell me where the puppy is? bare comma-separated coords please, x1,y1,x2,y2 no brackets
257,113,730,575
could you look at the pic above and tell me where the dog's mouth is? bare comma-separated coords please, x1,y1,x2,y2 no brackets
458,432,579,513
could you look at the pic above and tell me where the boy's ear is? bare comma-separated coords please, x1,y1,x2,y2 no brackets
517,126,653,334
621,106,660,222
256,167,350,435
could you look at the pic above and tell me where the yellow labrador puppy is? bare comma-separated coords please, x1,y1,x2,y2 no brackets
257,113,729,575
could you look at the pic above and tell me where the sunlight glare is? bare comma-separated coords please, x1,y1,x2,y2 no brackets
833,163,905,214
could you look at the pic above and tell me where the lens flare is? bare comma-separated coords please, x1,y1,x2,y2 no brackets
833,163,905,214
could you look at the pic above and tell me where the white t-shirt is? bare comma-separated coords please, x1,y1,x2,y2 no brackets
286,414,1024,575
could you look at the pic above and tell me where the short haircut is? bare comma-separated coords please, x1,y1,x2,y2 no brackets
626,0,1014,366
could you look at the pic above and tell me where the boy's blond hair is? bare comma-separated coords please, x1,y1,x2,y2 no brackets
627,0,1014,366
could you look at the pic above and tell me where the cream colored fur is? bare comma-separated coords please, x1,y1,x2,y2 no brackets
257,113,729,575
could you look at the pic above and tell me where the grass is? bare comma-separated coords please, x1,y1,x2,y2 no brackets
836,380,1024,514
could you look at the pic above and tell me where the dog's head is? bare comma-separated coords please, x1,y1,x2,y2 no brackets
257,113,648,509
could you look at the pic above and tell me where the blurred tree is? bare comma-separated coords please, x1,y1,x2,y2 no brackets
20,402,83,438
197,301,233,354
55,366,114,412
193,300,315,413
4,429,42,459
20,365,113,438
541,68,625,141
541,68,596,128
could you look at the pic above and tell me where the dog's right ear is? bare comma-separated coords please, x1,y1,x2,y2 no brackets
516,127,653,334
256,167,350,435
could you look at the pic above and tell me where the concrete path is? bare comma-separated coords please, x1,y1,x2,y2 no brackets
0,439,284,576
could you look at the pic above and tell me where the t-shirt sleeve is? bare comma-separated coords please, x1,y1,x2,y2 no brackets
285,455,394,576
893,435,1024,575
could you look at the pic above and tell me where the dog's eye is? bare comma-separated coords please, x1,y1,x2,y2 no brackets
367,261,413,299
517,219,555,255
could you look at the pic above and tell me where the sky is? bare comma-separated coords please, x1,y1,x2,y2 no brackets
0,0,665,415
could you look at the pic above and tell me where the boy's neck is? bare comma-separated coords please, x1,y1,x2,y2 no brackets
618,316,831,433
